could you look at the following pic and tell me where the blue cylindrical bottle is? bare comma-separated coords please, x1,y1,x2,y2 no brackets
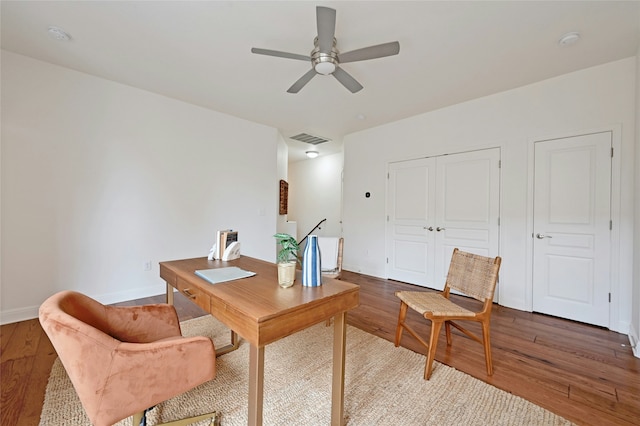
302,235,322,287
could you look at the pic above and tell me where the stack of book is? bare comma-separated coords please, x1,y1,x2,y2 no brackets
215,229,238,260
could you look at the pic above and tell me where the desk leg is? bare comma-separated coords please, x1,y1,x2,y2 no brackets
216,331,240,357
248,344,264,426
166,283,174,305
331,312,347,426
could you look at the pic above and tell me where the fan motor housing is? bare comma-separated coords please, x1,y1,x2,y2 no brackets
311,37,339,74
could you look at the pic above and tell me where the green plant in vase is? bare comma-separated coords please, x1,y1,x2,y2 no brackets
273,233,299,287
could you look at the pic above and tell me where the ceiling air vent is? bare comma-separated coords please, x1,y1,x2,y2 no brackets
289,133,331,145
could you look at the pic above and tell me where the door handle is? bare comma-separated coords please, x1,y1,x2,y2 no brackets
535,233,552,239
436,227,445,232
423,226,434,231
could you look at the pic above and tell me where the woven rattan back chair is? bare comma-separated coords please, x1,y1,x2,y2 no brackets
394,248,502,380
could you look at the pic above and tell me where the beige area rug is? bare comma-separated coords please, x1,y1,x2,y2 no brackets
40,316,573,426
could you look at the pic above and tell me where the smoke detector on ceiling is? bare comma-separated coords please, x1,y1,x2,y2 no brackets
48,26,71,41
558,32,580,46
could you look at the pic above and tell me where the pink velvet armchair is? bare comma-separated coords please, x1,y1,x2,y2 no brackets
39,290,219,426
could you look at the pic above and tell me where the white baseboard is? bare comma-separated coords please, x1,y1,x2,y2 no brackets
0,305,40,325
342,264,384,279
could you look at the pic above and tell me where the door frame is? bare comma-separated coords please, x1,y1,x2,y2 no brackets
525,125,622,331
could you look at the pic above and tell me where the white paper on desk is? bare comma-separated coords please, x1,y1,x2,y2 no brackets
195,267,256,284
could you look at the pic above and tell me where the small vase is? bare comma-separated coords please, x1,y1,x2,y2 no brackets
302,235,322,287
277,261,296,288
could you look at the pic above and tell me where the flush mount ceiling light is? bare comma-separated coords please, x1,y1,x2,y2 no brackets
558,32,580,47
47,26,71,41
306,150,319,159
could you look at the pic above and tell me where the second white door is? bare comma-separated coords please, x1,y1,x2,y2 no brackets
532,132,611,327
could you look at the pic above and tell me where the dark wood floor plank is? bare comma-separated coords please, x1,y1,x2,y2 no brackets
569,383,640,426
617,386,640,406
0,319,42,363
0,357,35,426
18,329,57,426
0,321,17,354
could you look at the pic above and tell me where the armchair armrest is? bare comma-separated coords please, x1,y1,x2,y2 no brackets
104,304,181,343
97,336,216,424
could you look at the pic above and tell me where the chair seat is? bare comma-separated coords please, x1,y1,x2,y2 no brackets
396,291,476,317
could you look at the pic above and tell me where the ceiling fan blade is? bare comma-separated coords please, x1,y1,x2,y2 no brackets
316,6,336,53
333,67,363,93
338,41,400,64
287,69,317,93
251,48,310,62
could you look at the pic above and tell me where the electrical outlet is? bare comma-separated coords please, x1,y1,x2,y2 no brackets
143,261,152,271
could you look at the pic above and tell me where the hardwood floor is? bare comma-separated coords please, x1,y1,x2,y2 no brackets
2,271,639,425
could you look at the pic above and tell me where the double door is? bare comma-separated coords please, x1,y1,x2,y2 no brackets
386,149,500,289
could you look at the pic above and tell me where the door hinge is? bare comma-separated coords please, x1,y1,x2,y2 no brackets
610,220,613,230
387,215,389,222
498,160,501,168
611,147,614,158
386,257,389,264
387,172,390,179
609,293,611,303
497,217,500,226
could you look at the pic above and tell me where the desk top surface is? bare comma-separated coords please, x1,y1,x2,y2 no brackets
159,256,359,345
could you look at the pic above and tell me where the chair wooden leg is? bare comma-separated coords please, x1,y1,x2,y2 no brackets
481,320,493,376
395,302,408,347
424,320,443,380
445,320,452,346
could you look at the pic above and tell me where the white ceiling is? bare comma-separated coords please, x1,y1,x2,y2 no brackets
2,1,639,162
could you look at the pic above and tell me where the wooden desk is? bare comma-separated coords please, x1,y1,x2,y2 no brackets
159,256,359,426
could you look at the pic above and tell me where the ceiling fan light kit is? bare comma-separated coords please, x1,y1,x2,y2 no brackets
251,6,400,94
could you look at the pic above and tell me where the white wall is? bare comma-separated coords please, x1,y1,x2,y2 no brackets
1,51,280,323
632,41,640,355
288,152,343,242
343,58,636,333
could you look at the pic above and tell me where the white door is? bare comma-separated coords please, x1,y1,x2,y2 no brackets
532,132,611,327
387,148,500,289
386,158,436,285
433,149,501,290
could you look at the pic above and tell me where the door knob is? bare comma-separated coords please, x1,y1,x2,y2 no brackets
436,227,445,232
535,233,552,239
423,226,434,231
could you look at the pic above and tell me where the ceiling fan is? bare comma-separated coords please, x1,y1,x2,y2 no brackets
251,6,400,94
